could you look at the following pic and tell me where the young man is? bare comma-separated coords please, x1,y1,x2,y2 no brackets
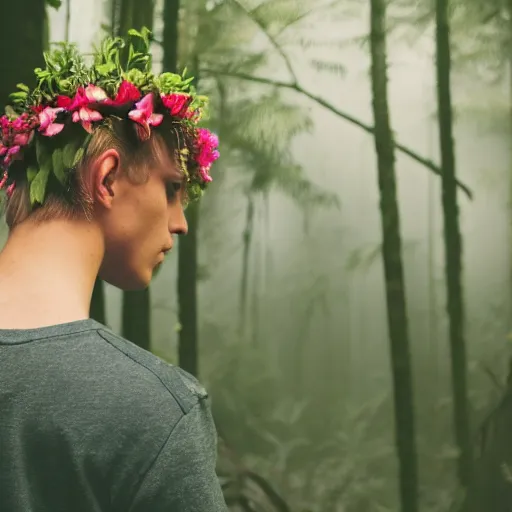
0,31,227,511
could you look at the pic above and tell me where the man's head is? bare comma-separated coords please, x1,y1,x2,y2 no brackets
5,117,191,290
92,120,190,289
0,29,219,291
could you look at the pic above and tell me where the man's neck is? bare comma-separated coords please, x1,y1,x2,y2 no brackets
0,218,104,329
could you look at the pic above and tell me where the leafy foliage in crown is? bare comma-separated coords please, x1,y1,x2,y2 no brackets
0,27,219,206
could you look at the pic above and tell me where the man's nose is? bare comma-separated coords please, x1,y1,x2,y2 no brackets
169,204,188,235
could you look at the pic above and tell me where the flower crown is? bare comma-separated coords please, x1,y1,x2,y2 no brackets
0,28,219,205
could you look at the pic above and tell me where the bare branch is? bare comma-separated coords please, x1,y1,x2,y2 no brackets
202,68,473,199
227,0,299,85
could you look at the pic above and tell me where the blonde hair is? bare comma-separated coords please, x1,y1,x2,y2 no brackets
4,117,185,230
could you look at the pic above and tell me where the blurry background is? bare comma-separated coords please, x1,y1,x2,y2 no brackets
0,1,510,510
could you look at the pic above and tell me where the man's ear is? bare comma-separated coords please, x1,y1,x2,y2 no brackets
91,149,121,209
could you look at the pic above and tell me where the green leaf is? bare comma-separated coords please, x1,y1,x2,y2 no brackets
30,165,51,205
62,142,78,169
73,147,85,167
16,83,30,92
9,92,27,101
4,106,16,118
27,166,38,185
46,0,62,8
36,137,50,167
52,147,66,185
127,28,143,38
310,59,346,77
57,79,72,93
96,62,116,76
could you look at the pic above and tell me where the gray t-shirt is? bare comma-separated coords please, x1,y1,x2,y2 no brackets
0,319,228,511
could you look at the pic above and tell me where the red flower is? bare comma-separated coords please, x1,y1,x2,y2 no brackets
107,80,141,106
161,93,192,118
56,95,73,109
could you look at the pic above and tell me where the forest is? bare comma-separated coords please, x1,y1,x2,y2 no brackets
1,0,511,511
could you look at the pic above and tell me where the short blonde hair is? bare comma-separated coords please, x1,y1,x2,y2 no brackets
4,117,187,230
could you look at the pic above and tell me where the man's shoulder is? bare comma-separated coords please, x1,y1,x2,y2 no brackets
40,325,217,510
89,326,208,416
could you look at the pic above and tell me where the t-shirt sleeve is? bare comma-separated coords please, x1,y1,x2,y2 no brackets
127,398,228,511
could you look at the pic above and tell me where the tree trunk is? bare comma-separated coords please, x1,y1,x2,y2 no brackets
369,1,418,511
110,0,121,36
178,200,199,376
239,194,254,338
65,0,71,42
118,0,134,37
122,290,150,350
0,1,46,112
162,0,200,378
435,0,472,490
119,0,155,349
464,390,512,512
162,0,180,72
508,0,512,355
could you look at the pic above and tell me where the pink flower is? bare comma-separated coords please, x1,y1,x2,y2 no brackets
72,108,102,134
56,85,107,133
128,93,163,141
57,85,108,110
13,131,33,146
0,173,7,189
161,93,191,118
12,117,27,131
0,115,10,135
199,167,214,183
4,145,20,166
106,80,141,106
194,128,219,183
6,182,15,197
39,107,65,137
83,84,108,103
0,144,6,157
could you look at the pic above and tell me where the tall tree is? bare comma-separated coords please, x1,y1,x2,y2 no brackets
65,0,71,42
173,2,201,376
369,0,418,511
464,367,512,511
163,0,180,73
436,0,473,490
0,1,48,111
117,0,155,350
177,196,199,375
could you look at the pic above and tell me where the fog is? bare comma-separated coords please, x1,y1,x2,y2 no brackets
8,1,510,508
